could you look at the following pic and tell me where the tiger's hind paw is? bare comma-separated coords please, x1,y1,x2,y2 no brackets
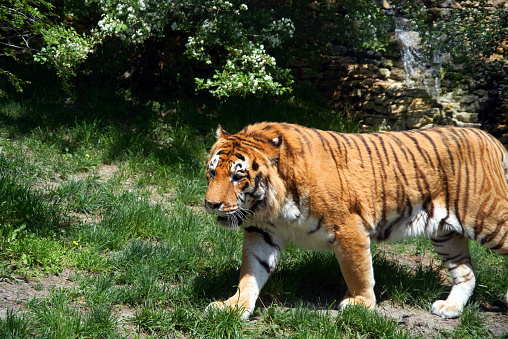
431,300,462,319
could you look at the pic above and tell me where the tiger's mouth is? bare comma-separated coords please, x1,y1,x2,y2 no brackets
217,214,245,228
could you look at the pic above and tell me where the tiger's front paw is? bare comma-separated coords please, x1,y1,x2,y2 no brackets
205,300,252,320
205,301,226,313
431,300,462,319
339,295,376,310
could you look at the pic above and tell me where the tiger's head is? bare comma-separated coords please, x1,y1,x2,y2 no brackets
204,124,284,229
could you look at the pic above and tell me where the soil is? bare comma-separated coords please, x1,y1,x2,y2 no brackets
0,269,139,337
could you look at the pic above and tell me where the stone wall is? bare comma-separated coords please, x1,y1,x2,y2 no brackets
297,54,503,131
294,0,507,139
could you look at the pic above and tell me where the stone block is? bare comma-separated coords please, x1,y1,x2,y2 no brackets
460,94,479,104
374,94,387,105
407,110,426,118
473,89,488,97
455,112,479,123
394,97,413,104
406,117,425,129
392,120,407,131
358,78,376,89
462,100,480,113
389,68,406,81
424,107,442,117
389,104,408,118
378,68,391,78
350,89,365,97
373,105,388,114
364,101,375,110
410,98,433,110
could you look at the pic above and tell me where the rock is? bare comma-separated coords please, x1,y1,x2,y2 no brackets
389,104,408,117
379,68,391,78
410,98,433,110
455,112,479,123
460,94,479,104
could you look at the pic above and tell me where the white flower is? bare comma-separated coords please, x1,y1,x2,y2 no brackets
171,22,178,30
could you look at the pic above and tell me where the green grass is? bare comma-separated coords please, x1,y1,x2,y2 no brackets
0,72,506,338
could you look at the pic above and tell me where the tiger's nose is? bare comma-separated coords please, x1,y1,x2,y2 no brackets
205,200,223,210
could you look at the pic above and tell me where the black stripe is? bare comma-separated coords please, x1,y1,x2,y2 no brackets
420,130,451,228
374,134,390,166
490,231,508,250
235,153,245,161
254,255,273,274
385,133,409,162
386,137,409,185
308,215,324,234
430,233,454,243
441,253,463,262
291,126,312,153
312,130,341,172
349,135,365,168
482,214,508,244
245,226,280,251
216,150,229,156
240,181,250,191
327,131,348,165
370,136,388,225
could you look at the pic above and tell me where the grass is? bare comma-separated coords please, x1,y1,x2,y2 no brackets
0,70,507,338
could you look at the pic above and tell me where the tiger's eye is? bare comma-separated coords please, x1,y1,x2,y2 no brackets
232,173,244,182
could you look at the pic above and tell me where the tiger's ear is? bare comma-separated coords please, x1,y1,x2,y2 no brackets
268,135,283,148
268,135,283,164
216,124,231,140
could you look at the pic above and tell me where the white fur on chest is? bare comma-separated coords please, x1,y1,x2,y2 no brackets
278,199,334,250
282,216,334,250
244,199,333,250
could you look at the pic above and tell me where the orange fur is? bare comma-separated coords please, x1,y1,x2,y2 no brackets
204,122,508,319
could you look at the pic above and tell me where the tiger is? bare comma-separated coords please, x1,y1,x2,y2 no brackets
204,122,508,320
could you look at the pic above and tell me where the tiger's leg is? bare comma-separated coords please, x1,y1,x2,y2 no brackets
332,218,376,310
479,216,508,306
207,226,283,320
430,231,475,319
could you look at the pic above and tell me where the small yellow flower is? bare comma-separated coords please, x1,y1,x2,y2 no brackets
73,241,79,246
85,154,90,158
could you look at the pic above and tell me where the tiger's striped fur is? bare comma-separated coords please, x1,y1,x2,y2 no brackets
204,122,508,319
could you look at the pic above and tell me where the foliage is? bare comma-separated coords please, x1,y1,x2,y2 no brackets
33,24,99,91
95,0,297,98
0,0,53,96
337,0,392,52
0,0,98,95
424,4,507,63
2,0,398,99
414,2,507,94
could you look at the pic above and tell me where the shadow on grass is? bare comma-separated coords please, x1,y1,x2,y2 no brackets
191,247,449,312
192,265,240,302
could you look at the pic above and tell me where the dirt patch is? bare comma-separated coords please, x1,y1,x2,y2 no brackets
0,270,141,337
378,302,508,337
0,269,77,318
